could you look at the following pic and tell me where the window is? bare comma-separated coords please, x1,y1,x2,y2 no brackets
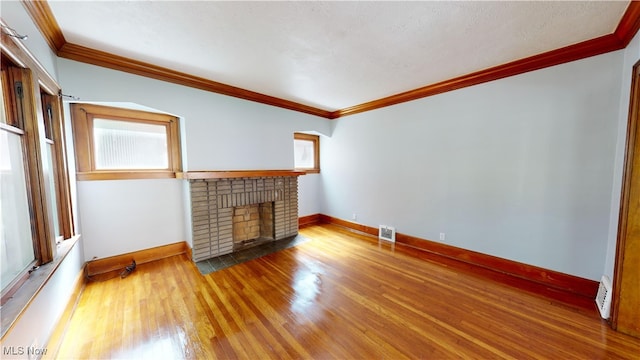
294,133,320,173
1,65,38,297
41,90,73,243
70,104,182,180
1,54,74,304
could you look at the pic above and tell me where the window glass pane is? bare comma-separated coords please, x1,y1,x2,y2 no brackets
45,143,60,239
0,130,35,291
93,118,169,170
42,98,53,140
294,139,315,168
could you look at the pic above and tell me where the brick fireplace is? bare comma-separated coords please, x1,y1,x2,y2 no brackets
187,173,300,262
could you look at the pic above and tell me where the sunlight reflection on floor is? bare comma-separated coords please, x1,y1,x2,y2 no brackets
291,268,321,315
111,333,180,359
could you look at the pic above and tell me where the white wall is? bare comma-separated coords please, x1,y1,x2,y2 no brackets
299,173,322,216
57,60,331,171
320,51,624,281
57,59,330,260
76,179,186,259
1,1,59,81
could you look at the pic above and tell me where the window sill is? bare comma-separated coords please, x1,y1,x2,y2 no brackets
0,235,81,339
76,171,177,181
295,168,320,174
177,170,306,179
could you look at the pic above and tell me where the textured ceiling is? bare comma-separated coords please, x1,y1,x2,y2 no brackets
46,1,629,111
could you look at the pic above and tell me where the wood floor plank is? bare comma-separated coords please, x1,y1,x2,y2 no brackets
56,224,640,359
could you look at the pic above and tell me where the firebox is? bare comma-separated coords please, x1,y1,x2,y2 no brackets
232,202,274,250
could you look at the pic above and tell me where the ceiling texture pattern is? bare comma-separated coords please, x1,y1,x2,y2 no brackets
12,1,640,118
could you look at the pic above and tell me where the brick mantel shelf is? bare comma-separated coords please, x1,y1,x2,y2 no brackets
177,170,306,180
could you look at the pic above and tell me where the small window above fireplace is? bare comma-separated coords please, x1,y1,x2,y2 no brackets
294,133,320,174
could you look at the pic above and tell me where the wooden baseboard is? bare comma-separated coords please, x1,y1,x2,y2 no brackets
85,242,188,277
185,242,193,261
317,214,598,299
43,268,85,359
299,214,322,228
318,214,378,236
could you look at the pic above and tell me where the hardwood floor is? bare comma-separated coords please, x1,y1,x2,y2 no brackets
56,224,640,359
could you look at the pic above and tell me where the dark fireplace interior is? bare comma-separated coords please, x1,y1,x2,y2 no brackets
232,202,274,250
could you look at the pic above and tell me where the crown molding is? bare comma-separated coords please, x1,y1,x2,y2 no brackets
19,0,332,119
21,0,640,120
56,42,333,118
332,1,640,118
331,34,623,118
20,0,65,51
615,0,640,46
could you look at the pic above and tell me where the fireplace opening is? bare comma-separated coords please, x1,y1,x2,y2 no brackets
232,202,275,251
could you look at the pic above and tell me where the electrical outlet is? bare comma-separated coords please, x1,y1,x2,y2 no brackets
352,213,357,221
439,232,446,241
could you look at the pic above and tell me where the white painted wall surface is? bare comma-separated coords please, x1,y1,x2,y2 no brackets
321,52,623,280
76,179,186,260
1,1,59,81
603,31,640,280
57,59,330,260
57,60,331,171
298,173,322,217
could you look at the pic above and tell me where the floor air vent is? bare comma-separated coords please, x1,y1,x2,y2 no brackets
595,275,612,319
379,225,396,242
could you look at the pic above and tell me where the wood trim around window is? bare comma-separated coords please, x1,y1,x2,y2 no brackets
0,32,76,306
12,66,55,264
294,133,320,174
41,91,74,238
70,103,182,181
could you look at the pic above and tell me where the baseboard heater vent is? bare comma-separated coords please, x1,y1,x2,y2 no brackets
379,225,396,242
595,275,612,319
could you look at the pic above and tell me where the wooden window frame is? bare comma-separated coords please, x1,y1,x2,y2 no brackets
70,103,182,181
41,90,74,240
1,65,52,266
0,39,74,307
0,116,39,305
294,133,320,174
